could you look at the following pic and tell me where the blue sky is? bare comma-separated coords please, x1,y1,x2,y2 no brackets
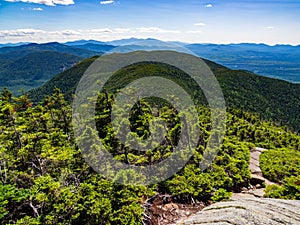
0,0,299,44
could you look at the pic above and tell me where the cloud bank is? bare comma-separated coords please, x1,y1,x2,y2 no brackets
0,27,182,43
5,0,74,6
136,27,180,34
0,27,290,45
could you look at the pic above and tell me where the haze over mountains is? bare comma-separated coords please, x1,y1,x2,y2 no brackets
0,38,300,95
186,43,300,83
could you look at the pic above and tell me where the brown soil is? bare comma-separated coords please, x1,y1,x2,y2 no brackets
142,194,207,225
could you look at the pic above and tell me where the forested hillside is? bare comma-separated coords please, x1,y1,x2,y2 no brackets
28,56,98,102
0,51,83,94
0,87,299,224
2,51,300,224
0,43,99,94
28,56,300,132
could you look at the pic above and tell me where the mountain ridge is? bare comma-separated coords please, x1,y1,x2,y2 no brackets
0,42,98,58
0,51,83,94
27,53,300,132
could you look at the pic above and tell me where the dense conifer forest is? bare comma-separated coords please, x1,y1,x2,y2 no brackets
0,84,299,224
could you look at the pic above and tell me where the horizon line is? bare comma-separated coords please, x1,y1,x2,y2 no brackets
0,38,300,47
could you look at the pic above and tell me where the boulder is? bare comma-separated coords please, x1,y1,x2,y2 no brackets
177,198,300,225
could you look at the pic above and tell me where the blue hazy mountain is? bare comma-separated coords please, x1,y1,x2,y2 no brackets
64,39,106,46
0,42,30,48
107,38,161,46
185,43,300,83
71,43,116,53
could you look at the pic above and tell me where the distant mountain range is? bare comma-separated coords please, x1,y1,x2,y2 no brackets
64,39,107,46
1,38,300,95
64,39,300,83
0,42,32,48
70,43,116,53
185,43,300,83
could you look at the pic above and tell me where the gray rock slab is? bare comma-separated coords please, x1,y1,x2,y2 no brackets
177,198,300,225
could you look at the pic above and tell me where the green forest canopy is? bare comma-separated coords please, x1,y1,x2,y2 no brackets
28,58,300,133
0,86,299,224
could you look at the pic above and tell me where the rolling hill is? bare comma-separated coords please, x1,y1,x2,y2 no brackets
0,42,98,58
0,42,100,94
0,51,84,94
28,53,300,132
28,56,98,101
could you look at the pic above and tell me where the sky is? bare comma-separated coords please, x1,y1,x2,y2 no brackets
0,0,299,44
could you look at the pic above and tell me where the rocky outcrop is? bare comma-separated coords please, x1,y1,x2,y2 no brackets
177,198,300,225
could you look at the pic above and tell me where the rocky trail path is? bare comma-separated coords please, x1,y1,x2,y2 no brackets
144,147,300,225
232,147,275,199
175,147,300,225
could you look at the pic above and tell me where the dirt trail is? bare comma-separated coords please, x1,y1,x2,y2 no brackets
146,147,278,224
174,147,300,225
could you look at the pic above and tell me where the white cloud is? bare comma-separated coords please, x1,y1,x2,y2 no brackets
0,29,41,37
194,23,206,26
5,0,74,6
267,26,274,29
1,27,298,45
0,27,184,44
136,27,180,34
100,0,114,5
78,28,113,34
0,28,131,43
60,29,81,35
32,7,43,10
205,4,213,8
52,0,74,5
